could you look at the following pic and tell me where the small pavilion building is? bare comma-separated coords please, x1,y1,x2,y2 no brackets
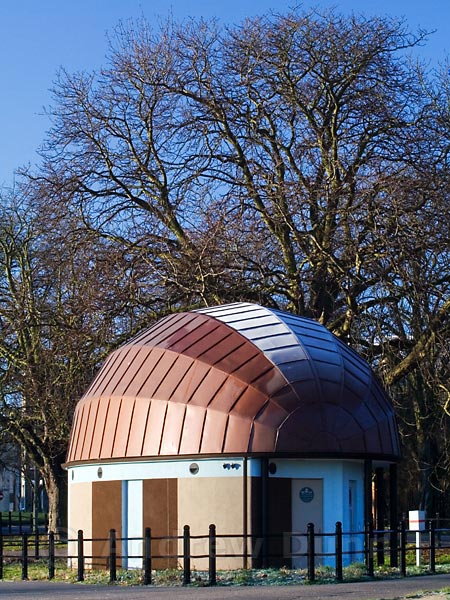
65,302,401,569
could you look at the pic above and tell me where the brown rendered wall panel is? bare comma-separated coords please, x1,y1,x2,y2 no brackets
143,479,178,569
178,477,245,569
92,481,122,569
268,478,292,567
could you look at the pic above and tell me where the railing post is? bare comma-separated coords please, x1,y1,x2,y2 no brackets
366,520,374,577
0,526,3,580
335,521,343,582
208,524,217,586
18,511,22,535
183,525,191,585
109,528,117,582
390,524,398,567
48,531,55,579
436,513,441,547
307,522,315,582
400,519,407,577
8,511,12,534
143,527,152,585
376,528,385,567
429,519,436,574
34,524,40,560
77,529,84,582
22,532,28,580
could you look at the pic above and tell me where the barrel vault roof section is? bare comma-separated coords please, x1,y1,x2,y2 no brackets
66,302,401,464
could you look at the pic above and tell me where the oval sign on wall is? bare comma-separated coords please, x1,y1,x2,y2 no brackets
299,486,314,503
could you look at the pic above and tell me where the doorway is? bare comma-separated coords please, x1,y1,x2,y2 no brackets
291,478,323,568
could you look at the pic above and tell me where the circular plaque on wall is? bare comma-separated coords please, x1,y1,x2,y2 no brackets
299,486,314,503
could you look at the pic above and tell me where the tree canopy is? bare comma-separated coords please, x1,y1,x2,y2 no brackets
3,7,449,520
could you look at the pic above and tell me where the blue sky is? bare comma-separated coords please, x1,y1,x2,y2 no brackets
1,0,448,188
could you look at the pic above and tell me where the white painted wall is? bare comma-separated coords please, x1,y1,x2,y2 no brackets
121,480,143,569
68,456,259,484
343,462,365,564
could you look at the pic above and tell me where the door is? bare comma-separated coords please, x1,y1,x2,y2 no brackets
291,478,323,568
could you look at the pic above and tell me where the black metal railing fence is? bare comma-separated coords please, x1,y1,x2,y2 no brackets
0,518,449,584
0,511,48,535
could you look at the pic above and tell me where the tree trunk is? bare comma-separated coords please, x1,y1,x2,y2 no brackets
419,437,440,516
42,460,67,537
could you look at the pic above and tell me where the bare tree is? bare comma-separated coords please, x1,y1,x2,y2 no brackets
31,9,450,513
0,186,163,532
38,10,446,336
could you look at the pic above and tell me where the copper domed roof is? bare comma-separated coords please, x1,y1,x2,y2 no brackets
66,303,400,464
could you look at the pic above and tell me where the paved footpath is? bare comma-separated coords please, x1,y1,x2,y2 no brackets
1,574,450,600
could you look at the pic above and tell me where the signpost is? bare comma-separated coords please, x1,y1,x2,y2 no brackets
409,510,425,566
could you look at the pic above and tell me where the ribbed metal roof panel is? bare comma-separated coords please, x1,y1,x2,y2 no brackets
66,303,401,463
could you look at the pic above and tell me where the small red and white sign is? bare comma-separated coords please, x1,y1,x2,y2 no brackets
409,509,425,531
